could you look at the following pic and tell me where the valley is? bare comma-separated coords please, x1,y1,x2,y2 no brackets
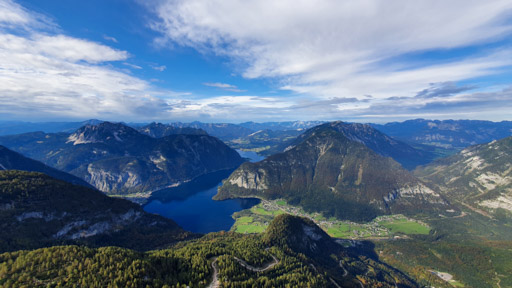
231,199,431,239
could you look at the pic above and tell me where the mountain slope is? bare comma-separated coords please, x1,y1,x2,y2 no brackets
0,145,92,188
263,214,418,287
0,170,193,252
372,119,512,149
217,124,450,221
415,136,512,215
0,122,243,195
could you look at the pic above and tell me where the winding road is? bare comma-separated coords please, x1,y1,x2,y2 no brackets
207,250,279,288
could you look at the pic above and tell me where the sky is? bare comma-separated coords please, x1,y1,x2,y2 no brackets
1,0,512,123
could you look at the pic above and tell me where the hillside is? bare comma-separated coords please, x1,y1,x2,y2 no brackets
217,124,451,222
0,170,192,252
0,145,92,188
372,119,512,149
0,122,243,195
0,214,417,288
415,136,512,216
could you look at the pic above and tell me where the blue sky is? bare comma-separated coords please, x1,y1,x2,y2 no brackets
1,0,512,123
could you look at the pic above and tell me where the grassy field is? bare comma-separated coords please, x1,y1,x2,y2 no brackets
235,223,266,233
276,200,287,206
231,200,430,238
378,218,431,235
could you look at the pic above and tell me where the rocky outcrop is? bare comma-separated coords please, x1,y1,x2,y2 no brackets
416,136,512,214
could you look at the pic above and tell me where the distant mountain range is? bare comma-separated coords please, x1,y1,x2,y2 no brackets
416,136,512,217
0,170,193,252
137,122,207,137
228,129,304,155
3,118,511,152
0,119,103,136
0,120,324,141
238,120,326,131
371,119,512,149
0,122,243,195
217,122,452,222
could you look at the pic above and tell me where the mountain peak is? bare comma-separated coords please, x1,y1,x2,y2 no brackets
67,122,141,145
263,214,335,256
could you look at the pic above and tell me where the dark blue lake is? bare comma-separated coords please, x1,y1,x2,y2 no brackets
143,150,264,234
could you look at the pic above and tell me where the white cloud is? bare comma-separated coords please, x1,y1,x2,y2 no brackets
150,0,512,102
151,64,166,71
203,82,246,92
123,62,143,69
103,35,118,43
0,0,174,121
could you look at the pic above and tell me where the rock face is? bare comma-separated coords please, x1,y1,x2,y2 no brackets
416,136,512,215
217,123,450,221
0,122,244,195
0,171,193,252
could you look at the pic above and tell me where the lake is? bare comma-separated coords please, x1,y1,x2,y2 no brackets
143,149,264,234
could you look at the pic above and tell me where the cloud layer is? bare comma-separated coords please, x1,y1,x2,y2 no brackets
148,0,512,121
1,0,512,123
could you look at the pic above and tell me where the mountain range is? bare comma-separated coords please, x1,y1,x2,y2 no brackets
0,122,243,195
372,119,512,149
137,122,208,137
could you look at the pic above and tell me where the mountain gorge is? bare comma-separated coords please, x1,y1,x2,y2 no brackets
217,122,451,221
0,122,243,195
